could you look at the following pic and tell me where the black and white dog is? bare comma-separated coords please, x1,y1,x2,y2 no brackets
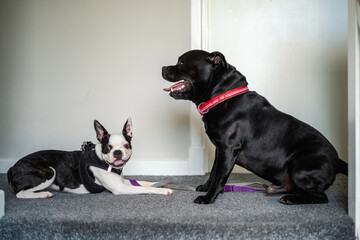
7,119,173,198
162,50,348,205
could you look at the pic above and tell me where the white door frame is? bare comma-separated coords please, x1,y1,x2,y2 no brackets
348,0,360,236
188,0,209,175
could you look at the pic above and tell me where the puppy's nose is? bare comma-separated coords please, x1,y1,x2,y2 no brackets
113,150,122,158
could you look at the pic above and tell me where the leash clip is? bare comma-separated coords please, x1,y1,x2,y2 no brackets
224,185,234,192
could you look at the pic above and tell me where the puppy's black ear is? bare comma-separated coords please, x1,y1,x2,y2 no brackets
208,51,228,69
94,120,109,142
122,117,133,141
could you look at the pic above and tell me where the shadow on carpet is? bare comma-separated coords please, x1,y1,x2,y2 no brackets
0,173,354,240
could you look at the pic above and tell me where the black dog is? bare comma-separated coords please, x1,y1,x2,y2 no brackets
162,50,348,205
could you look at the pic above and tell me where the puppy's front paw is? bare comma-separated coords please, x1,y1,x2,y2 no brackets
193,195,214,204
39,191,54,199
159,188,173,195
196,184,210,192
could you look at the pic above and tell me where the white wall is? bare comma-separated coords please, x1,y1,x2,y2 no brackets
0,0,349,176
206,0,348,173
348,0,360,235
0,0,191,174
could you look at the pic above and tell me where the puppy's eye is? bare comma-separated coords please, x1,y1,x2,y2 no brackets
124,143,130,149
106,145,113,152
178,60,184,65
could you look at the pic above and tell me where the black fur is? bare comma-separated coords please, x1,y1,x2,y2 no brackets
162,50,348,205
7,150,83,193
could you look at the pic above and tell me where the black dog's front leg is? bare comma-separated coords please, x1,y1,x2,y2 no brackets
194,148,236,204
196,149,218,192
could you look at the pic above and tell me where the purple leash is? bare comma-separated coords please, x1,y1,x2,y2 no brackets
224,182,268,192
224,185,260,192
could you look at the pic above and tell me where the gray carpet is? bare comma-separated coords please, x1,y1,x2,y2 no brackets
0,173,354,240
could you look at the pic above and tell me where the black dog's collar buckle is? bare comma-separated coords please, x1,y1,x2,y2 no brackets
197,102,209,115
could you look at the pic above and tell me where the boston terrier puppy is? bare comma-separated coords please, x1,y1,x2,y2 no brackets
7,118,173,198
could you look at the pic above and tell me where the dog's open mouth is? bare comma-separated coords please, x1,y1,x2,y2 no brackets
112,159,127,167
163,80,190,93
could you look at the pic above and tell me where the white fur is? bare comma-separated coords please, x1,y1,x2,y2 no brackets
89,166,173,195
50,184,90,194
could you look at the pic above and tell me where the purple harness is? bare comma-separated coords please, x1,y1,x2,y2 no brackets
130,179,141,186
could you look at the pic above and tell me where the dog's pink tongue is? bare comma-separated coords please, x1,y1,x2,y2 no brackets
163,82,185,92
113,160,124,166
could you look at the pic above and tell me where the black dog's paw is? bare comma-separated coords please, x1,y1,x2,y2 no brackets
196,184,210,192
194,195,214,204
279,194,328,205
279,196,295,205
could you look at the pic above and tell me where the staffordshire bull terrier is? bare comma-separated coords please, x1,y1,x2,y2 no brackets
162,50,347,205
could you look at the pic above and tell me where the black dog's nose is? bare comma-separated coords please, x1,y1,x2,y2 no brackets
162,66,168,78
113,150,122,158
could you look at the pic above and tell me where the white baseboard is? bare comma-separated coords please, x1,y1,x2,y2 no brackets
0,157,252,175
0,158,203,176
232,165,252,174
188,147,206,175
122,159,193,176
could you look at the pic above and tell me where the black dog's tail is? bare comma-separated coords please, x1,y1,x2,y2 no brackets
337,158,348,176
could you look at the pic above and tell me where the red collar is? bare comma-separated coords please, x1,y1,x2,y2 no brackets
196,86,249,116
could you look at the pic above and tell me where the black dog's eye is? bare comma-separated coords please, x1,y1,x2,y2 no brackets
124,143,130,149
178,60,184,65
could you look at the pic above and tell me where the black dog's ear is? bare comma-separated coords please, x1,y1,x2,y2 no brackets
94,120,109,142
208,51,228,69
122,117,133,141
